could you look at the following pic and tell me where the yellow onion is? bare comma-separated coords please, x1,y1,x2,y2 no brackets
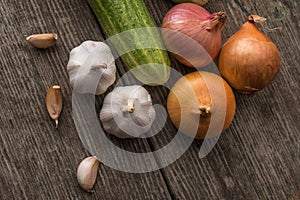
218,15,281,94
167,71,236,139
162,3,226,67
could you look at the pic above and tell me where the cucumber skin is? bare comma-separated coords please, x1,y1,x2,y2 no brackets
88,0,170,85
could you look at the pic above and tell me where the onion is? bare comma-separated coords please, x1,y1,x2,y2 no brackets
162,3,226,67
218,15,281,94
167,71,236,139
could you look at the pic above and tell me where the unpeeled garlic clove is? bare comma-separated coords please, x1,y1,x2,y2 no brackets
26,33,58,48
77,156,100,192
45,85,63,128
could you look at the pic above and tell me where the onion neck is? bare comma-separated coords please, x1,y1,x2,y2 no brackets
199,105,211,116
204,11,226,31
192,105,211,116
247,14,266,24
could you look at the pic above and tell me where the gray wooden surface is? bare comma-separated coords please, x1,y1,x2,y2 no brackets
0,0,299,199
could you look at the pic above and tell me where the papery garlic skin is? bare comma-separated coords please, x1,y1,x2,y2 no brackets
67,41,116,95
100,85,156,138
77,156,100,192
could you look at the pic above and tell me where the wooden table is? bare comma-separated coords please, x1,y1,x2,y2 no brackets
1,0,299,199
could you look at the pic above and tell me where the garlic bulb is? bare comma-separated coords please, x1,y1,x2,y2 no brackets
67,41,116,95
100,85,156,138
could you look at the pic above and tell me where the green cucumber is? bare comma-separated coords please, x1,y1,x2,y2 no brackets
88,0,170,85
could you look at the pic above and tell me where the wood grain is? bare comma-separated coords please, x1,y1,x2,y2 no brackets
0,0,170,199
145,0,300,199
0,0,299,199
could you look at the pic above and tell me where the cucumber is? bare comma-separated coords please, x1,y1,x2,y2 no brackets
88,0,170,85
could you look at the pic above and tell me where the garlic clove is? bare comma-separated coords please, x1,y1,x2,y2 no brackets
67,41,116,95
77,156,100,192
26,33,58,48
45,85,63,128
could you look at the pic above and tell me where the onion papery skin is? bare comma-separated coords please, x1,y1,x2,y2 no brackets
162,3,226,67
167,71,236,139
218,16,281,95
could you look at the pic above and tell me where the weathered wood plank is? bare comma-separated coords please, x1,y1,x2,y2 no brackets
0,0,171,199
0,0,299,199
145,0,300,199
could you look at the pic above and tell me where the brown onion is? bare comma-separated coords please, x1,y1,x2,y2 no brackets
167,71,236,139
218,15,281,94
162,3,226,67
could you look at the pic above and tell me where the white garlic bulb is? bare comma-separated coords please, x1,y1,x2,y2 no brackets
100,85,156,138
67,41,116,95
